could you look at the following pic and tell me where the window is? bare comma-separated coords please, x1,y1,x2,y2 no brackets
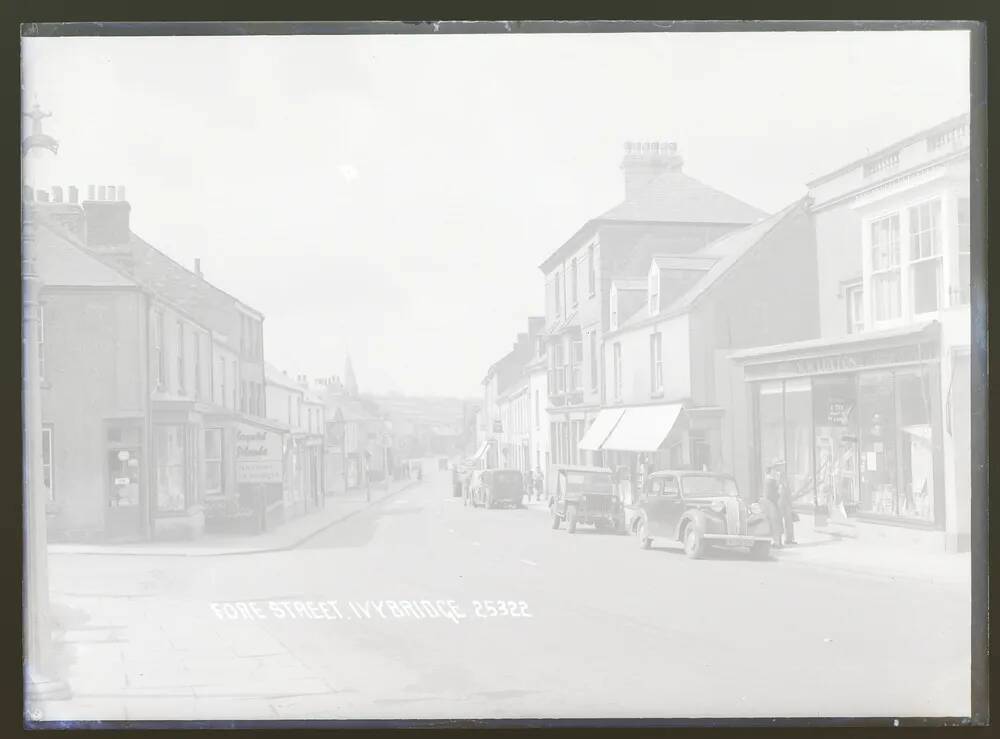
38,304,45,381
554,273,562,317
610,289,619,331
649,268,660,315
176,321,186,394
908,200,942,314
587,245,596,296
153,310,165,389
613,342,622,400
297,397,302,427
571,258,579,306
550,342,566,394
218,357,226,407
589,331,598,391
287,395,292,424
194,333,202,399
870,214,901,321
845,282,864,334
240,381,247,413
534,390,540,429
205,428,223,497
650,333,663,394
154,424,187,512
231,361,237,409
41,426,54,501
956,197,970,305
570,338,583,391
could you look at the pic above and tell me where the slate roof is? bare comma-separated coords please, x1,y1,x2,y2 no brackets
264,363,304,392
599,170,766,225
34,217,137,289
610,198,808,335
650,254,718,272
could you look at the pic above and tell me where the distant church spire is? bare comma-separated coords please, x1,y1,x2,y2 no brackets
344,354,359,397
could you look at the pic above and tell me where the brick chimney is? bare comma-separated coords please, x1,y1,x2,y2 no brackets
82,183,131,248
621,141,683,200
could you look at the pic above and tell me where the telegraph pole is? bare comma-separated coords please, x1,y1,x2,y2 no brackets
23,104,70,704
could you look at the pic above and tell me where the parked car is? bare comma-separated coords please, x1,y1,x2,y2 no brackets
632,470,772,559
470,469,525,509
550,465,626,534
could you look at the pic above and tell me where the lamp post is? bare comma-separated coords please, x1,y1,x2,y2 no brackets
22,104,70,704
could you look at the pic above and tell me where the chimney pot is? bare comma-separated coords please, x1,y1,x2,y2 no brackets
97,185,106,201
68,185,79,204
23,186,34,202
118,185,126,201
87,185,95,201
52,185,63,203
37,189,50,203
194,258,202,277
107,185,116,201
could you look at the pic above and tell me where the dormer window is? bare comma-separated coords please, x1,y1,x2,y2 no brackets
648,265,660,316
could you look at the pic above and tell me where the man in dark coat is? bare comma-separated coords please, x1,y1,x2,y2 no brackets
762,462,784,548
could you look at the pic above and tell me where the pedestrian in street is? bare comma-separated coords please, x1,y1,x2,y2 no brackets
533,466,544,502
777,463,797,545
763,461,784,549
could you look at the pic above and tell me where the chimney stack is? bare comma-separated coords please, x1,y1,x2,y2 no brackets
37,189,50,203
88,185,95,201
23,186,34,202
68,185,78,204
52,185,63,203
621,141,684,200
82,184,131,248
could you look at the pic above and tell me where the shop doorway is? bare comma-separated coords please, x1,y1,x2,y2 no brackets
105,424,143,540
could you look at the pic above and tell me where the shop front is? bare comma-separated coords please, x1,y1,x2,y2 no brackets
733,322,945,532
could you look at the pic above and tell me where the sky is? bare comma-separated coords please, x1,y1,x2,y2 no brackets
22,29,970,398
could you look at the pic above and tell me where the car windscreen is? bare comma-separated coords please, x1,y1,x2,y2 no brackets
564,472,614,494
680,475,739,498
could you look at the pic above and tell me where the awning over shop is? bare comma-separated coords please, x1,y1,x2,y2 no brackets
577,408,626,451
472,441,490,460
600,403,684,452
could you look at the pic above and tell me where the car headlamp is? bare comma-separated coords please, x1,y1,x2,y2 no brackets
710,500,726,513
750,502,762,515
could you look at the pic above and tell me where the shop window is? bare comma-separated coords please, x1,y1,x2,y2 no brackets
956,197,970,305
153,310,166,389
845,282,864,334
812,375,858,516
895,368,936,521
857,371,897,517
41,425,54,502
909,200,942,314
783,378,815,507
154,425,187,512
870,214,901,321
757,381,784,495
205,428,223,497
610,289,619,331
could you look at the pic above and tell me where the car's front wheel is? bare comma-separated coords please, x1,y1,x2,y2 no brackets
683,525,706,559
637,519,652,549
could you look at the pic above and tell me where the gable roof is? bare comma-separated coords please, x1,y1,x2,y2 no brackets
264,362,304,393
609,198,808,335
599,170,767,225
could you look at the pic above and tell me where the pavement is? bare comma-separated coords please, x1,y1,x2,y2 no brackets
47,477,419,557
29,466,972,723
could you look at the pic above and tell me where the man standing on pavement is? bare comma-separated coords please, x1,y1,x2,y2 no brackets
763,461,784,549
777,463,797,545
533,466,544,502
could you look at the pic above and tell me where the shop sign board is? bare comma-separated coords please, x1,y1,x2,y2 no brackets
744,341,939,381
236,425,284,484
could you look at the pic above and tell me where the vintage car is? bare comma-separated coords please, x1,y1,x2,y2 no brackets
550,465,627,534
632,470,772,558
469,469,525,509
